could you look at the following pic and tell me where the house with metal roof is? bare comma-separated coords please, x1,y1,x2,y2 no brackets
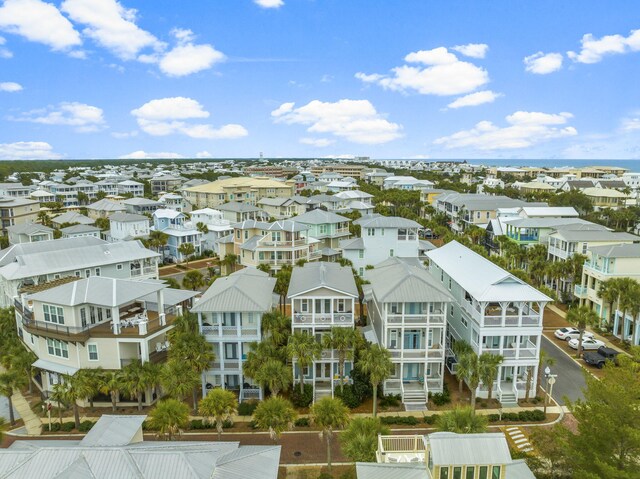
292,209,351,251
256,196,308,219
122,197,162,215
383,176,435,191
288,262,358,401
193,268,277,401
359,432,534,479
340,214,422,276
189,208,233,254
15,277,196,405
152,209,202,262
363,257,453,409
217,201,269,223
108,212,150,241
427,241,551,405
0,197,40,234
51,211,94,227
7,224,54,245
332,190,375,215
86,198,127,220
117,179,144,197
0,414,281,478
183,176,296,209
60,224,102,239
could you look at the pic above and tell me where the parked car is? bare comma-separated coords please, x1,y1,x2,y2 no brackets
568,337,605,350
554,327,595,341
584,346,620,368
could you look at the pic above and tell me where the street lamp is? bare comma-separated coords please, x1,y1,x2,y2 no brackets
543,366,557,415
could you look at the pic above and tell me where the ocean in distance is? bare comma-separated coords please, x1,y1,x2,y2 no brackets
417,158,640,172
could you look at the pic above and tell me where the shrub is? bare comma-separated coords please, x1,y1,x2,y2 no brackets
78,421,94,433
61,422,75,432
48,422,61,432
380,415,418,426
350,366,372,402
423,415,437,425
222,419,234,429
429,384,451,406
190,419,206,429
480,401,488,408
318,473,333,479
294,417,310,427
291,384,313,408
334,384,362,409
238,400,259,416
487,410,546,423
379,394,401,408
248,420,259,429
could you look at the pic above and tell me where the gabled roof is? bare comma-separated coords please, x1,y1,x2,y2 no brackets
51,211,94,225
6,224,53,236
287,262,358,298
550,227,639,242
365,257,453,303
355,214,421,229
427,241,551,302
218,201,262,212
60,224,101,234
334,190,374,200
293,209,349,225
109,212,149,223
519,206,579,217
355,463,428,479
429,432,512,466
153,208,183,219
87,199,126,212
80,415,145,447
28,277,166,307
122,197,161,206
191,268,276,312
339,237,364,250
589,243,640,258
0,236,104,267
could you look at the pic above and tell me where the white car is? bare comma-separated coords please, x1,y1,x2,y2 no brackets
554,327,594,341
568,337,605,350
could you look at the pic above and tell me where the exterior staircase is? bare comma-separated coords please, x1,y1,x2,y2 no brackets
499,391,518,408
314,385,332,403
403,384,428,412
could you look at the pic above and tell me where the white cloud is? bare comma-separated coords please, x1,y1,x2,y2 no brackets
300,137,335,147
524,52,563,74
272,99,403,144
131,97,248,140
0,82,23,92
196,150,213,158
355,47,489,96
452,43,488,59
621,117,640,132
434,111,577,150
0,141,62,160
254,0,284,8
12,102,106,132
0,0,81,52
119,150,184,159
111,130,138,139
568,29,640,64
158,28,225,77
0,35,12,58
446,90,501,109
61,0,163,60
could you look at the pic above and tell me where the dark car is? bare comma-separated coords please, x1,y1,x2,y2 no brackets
583,346,620,368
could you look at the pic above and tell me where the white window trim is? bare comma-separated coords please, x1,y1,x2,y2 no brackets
87,343,99,361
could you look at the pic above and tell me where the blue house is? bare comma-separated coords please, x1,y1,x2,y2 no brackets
152,209,202,262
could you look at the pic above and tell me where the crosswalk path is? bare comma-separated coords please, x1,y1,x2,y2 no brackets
505,426,533,453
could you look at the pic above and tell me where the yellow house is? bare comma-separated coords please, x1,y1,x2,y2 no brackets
183,176,295,209
582,187,627,210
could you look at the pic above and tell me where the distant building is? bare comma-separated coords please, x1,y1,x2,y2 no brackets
117,180,145,197
183,176,295,208
7,224,54,245
310,163,368,180
108,212,151,241
0,197,40,234
152,209,202,261
60,224,102,239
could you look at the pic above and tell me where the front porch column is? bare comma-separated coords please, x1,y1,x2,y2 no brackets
140,341,149,363
157,289,165,325
112,307,120,335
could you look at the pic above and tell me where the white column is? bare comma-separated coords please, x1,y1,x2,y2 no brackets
140,341,149,363
157,289,165,325
112,307,120,335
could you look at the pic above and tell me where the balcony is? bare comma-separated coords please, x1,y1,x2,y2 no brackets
389,348,444,360
201,324,259,338
386,314,445,325
377,435,427,463
293,313,354,326
90,311,176,338
22,317,90,342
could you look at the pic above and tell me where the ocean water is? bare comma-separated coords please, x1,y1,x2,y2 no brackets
430,158,640,172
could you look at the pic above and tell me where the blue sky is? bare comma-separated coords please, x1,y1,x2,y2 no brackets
1,0,640,160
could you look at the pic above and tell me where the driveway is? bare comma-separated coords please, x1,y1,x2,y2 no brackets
541,336,586,405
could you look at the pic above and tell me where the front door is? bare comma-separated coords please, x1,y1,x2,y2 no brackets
315,363,331,380
403,363,420,381
404,330,421,349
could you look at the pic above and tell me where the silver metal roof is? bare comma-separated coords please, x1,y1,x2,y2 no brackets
505,460,536,479
0,237,104,267
293,209,349,225
588,243,640,258
551,228,639,242
218,201,262,212
355,463,429,479
87,199,126,212
355,214,421,229
28,278,165,307
51,211,94,225
61,224,101,234
429,432,512,466
80,415,145,447
32,359,79,376
6,224,53,235
365,257,453,304
109,212,149,223
339,237,364,250
191,268,276,313
287,262,358,298
427,241,551,303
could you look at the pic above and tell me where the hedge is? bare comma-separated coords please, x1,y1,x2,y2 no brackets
380,415,419,426
487,410,546,422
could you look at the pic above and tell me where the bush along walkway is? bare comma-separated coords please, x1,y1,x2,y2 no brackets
0,366,42,436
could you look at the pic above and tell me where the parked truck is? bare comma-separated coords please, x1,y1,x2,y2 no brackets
583,346,619,368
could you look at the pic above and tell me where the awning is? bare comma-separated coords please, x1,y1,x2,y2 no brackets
33,359,79,376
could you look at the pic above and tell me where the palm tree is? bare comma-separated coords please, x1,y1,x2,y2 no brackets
99,371,122,412
340,417,390,462
74,368,103,409
49,382,67,425
252,396,297,443
310,397,350,476
257,263,271,274
120,361,158,411
182,270,205,290
149,230,169,254
479,353,503,402
457,351,482,410
274,265,292,312
598,279,619,328
0,370,26,425
221,253,238,275
436,406,489,433
178,242,196,265
196,222,209,235
617,279,640,343
287,332,321,393
566,306,600,358
538,349,556,395
160,359,201,409
254,358,291,397
148,398,190,440
10,348,37,395
357,344,393,417
0,417,6,443
322,327,358,393
198,388,237,440
57,374,83,430
261,310,291,349
452,340,473,394
243,340,280,381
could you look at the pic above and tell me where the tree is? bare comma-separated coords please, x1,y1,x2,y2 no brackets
479,353,504,402
149,230,169,254
221,253,238,275
164,277,181,289
322,327,359,393
310,397,350,475
57,374,83,430
261,310,291,349
95,190,107,200
37,210,51,227
99,371,123,412
10,347,37,395
160,359,201,409
528,424,571,479
178,242,196,265
148,398,190,440
0,417,5,443
274,265,292,312
597,279,620,328
340,417,390,462
196,222,209,235
252,396,297,443
457,351,482,410
182,270,205,290
452,340,473,393
73,368,103,409
198,388,237,440
121,361,158,411
0,370,27,425
243,340,280,381
357,344,393,417
254,358,291,397
94,217,110,231
257,263,271,274
77,191,89,205
566,306,600,358
435,406,488,434
287,332,321,393
537,349,556,396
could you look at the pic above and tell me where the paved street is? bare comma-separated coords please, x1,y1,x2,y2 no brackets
541,336,586,405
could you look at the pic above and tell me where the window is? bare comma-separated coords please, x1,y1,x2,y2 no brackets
336,299,345,312
85,269,91,278
47,338,69,358
75,271,81,277
367,228,375,236
440,468,449,479
225,343,238,360
43,304,64,324
453,467,462,479
95,268,101,276
461,316,468,327
117,264,123,270
466,466,475,479
359,250,364,259
80,308,87,327
359,268,363,276
87,344,99,361
90,306,96,324
97,308,103,322
449,305,454,317
491,466,500,479
301,300,309,313
448,278,452,290
479,466,488,479
389,249,394,257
